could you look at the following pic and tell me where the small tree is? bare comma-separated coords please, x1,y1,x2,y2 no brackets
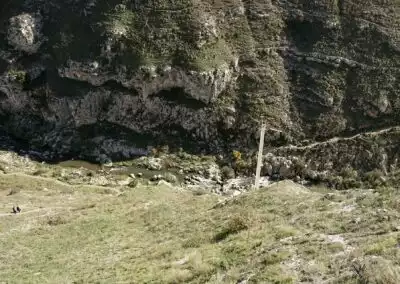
232,150,242,161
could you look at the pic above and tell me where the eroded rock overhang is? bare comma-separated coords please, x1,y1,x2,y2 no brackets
57,60,239,104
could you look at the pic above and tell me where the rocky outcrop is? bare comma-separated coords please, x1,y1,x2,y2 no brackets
0,0,399,177
7,13,43,53
58,60,237,104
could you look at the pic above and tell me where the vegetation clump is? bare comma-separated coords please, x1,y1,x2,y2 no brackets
7,69,26,84
213,215,248,242
221,165,235,180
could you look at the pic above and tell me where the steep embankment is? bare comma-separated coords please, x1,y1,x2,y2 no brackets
0,0,399,174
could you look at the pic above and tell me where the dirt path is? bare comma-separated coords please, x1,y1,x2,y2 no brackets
277,126,400,151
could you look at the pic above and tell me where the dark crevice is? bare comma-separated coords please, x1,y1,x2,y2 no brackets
285,19,327,52
74,121,211,162
0,126,31,153
46,71,94,97
17,53,44,67
102,80,139,96
22,68,139,97
0,58,8,74
153,87,207,109
23,69,47,90
0,89,7,100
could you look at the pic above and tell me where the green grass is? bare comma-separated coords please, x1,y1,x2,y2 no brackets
190,39,234,71
363,236,399,256
1,165,400,283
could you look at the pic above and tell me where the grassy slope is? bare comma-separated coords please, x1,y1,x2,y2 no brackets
1,173,400,283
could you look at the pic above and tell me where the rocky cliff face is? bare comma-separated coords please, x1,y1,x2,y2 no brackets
0,0,399,174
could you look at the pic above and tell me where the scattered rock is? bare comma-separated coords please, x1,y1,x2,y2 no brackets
146,157,163,171
206,164,222,183
340,204,356,213
163,173,178,183
173,256,189,266
157,180,174,188
150,174,164,181
231,190,241,197
89,175,110,186
264,153,300,179
223,177,252,192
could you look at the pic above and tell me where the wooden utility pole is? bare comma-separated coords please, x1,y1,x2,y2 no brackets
254,120,266,189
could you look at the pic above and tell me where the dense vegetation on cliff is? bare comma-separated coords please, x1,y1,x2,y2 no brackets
0,0,399,168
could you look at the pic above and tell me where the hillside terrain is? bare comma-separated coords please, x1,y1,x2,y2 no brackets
1,2,400,282
1,152,400,283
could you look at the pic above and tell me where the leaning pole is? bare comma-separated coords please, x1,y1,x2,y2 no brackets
254,121,266,189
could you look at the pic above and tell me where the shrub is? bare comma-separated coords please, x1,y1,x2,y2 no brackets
262,251,291,265
340,166,358,179
292,158,307,177
232,150,242,161
352,257,400,284
363,170,387,188
325,174,362,190
273,226,297,240
213,215,248,242
7,69,26,84
221,165,235,180
340,178,362,190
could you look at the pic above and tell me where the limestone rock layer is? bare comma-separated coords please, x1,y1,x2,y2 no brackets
0,0,399,167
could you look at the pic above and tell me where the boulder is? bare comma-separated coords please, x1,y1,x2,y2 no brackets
8,13,43,53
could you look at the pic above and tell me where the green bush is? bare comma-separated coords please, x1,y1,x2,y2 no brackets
340,178,362,190
340,166,358,179
7,69,26,84
292,158,307,177
221,165,235,180
363,170,387,188
213,215,248,242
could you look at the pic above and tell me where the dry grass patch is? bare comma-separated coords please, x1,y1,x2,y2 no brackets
1,177,400,283
352,256,400,284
